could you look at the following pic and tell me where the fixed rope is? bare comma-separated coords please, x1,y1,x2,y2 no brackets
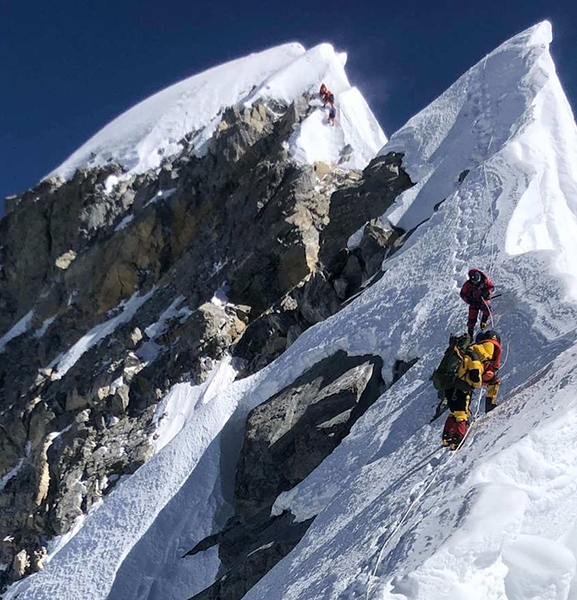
364,387,485,600
366,76,500,598
500,339,511,369
482,297,495,329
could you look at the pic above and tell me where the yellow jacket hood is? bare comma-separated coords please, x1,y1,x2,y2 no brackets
469,341,495,363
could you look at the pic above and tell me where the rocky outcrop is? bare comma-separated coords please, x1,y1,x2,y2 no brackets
0,92,413,591
234,351,385,518
319,152,413,271
186,511,313,600
0,164,130,333
186,351,385,600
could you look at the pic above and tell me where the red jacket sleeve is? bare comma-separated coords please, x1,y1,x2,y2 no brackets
460,282,473,304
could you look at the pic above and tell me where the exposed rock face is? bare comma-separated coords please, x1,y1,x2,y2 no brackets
232,153,413,376
10,549,30,581
0,94,412,591
234,351,385,519
319,152,413,271
186,351,385,600
187,511,314,600
0,165,127,329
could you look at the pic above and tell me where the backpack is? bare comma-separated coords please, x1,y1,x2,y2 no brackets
432,333,472,391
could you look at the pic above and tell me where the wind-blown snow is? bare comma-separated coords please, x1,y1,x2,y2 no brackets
10,20,577,600
49,43,385,182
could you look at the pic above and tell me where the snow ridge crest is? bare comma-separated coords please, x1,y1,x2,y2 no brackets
49,42,386,181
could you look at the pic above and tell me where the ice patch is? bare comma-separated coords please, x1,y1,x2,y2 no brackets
50,289,155,379
34,315,57,339
0,310,34,353
114,214,134,231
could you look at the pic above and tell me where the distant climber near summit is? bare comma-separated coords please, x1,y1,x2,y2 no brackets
319,82,337,126
328,105,336,126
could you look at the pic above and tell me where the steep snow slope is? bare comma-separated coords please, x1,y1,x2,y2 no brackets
9,20,577,600
382,21,577,300
289,86,385,168
241,20,577,600
49,43,385,180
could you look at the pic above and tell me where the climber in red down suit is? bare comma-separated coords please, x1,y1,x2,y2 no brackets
460,268,494,338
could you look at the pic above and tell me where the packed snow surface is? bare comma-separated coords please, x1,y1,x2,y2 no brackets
289,86,386,168
244,20,577,600
152,355,236,453
10,20,577,600
382,21,577,300
49,43,385,181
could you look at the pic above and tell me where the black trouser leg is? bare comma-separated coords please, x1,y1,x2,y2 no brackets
485,396,496,413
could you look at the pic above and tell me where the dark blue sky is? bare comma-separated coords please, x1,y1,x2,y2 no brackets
1,0,576,211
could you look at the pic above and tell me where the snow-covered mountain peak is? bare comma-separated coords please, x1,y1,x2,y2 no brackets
247,43,350,104
6,19,577,600
514,18,551,45
49,42,385,181
227,23,577,600
382,20,554,182
381,20,577,301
